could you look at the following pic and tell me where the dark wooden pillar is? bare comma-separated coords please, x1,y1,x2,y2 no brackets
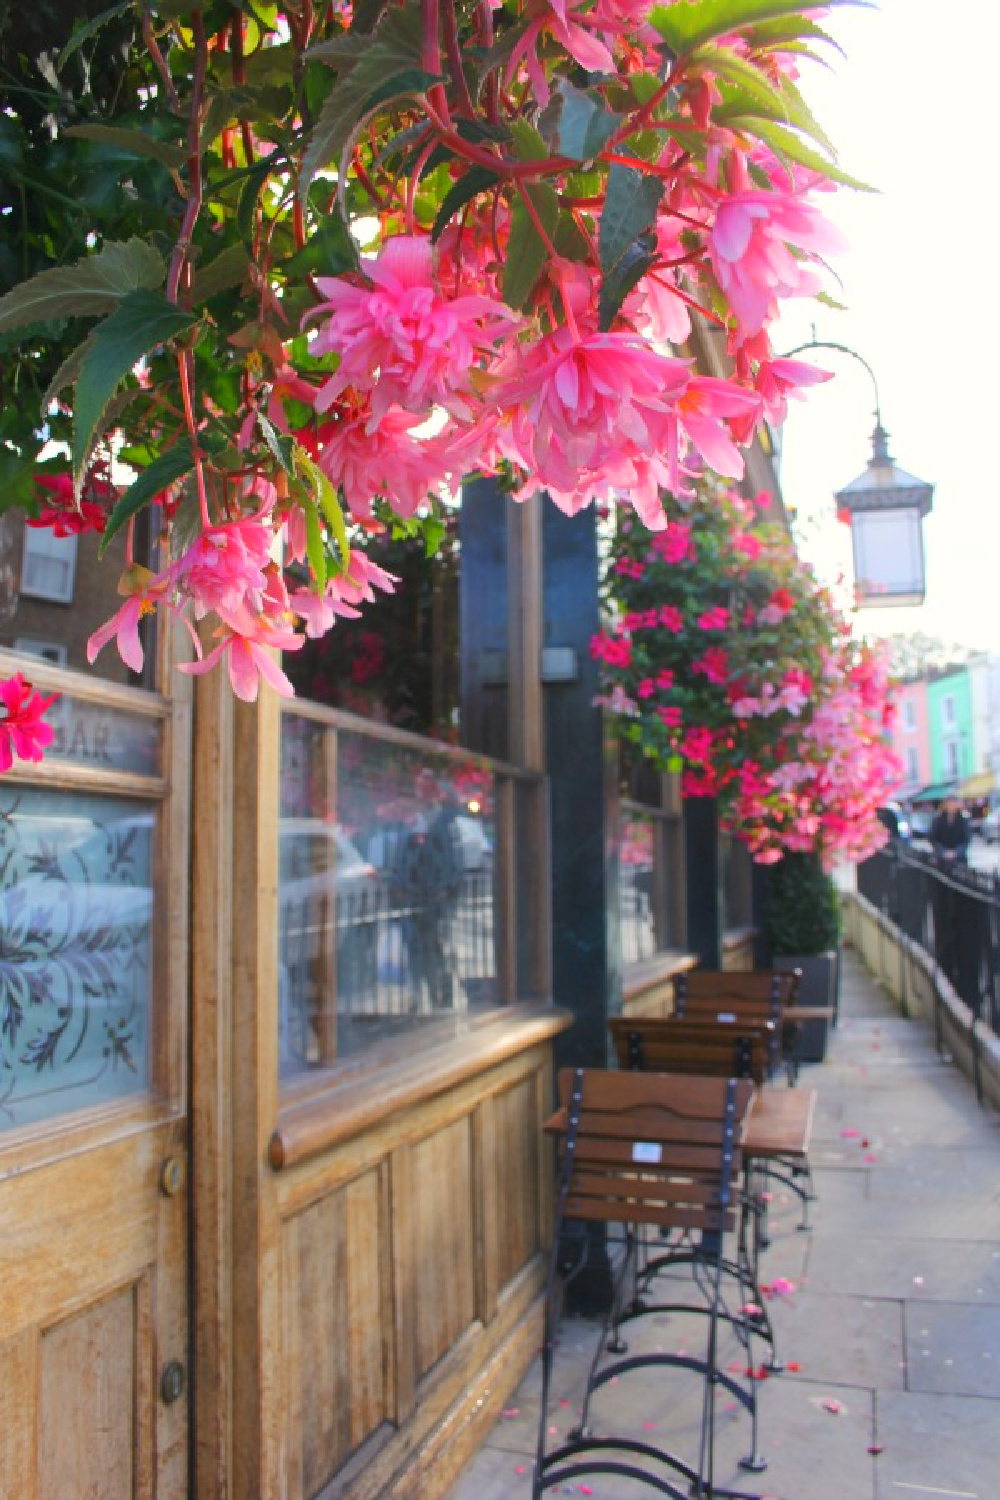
685,796,722,968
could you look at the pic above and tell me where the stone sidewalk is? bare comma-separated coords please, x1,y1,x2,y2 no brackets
449,947,1000,1499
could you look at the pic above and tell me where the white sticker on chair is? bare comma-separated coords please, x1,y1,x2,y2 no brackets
717,1012,737,1022
632,1142,662,1164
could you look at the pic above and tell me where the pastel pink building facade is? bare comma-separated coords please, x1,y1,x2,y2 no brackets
890,679,932,798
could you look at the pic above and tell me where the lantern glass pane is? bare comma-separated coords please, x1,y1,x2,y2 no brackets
851,507,925,606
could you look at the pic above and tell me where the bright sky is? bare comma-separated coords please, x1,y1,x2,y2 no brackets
772,0,1000,653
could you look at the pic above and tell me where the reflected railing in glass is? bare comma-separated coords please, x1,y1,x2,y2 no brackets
0,788,154,1130
280,713,508,1073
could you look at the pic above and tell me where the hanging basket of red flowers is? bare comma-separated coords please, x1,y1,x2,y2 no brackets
593,482,903,865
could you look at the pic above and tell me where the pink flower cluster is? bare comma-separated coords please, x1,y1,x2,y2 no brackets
0,675,58,773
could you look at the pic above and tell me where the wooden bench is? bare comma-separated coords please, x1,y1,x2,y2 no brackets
536,1067,769,1499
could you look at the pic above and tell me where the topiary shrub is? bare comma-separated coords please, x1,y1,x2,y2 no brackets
765,852,841,957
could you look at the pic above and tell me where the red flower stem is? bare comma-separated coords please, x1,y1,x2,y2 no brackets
166,10,209,305
422,0,452,129
230,10,256,167
441,0,475,117
179,350,212,528
141,10,182,114
478,0,499,125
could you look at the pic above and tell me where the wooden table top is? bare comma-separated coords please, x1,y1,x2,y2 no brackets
742,1086,817,1159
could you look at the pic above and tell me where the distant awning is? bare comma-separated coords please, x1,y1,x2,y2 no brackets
910,781,957,805
959,770,996,800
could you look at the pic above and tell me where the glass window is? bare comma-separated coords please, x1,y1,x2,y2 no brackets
906,746,919,782
0,789,154,1131
280,713,503,1074
903,699,916,732
942,695,956,728
20,526,78,603
619,811,657,965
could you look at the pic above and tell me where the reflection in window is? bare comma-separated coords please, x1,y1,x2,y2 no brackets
0,790,153,1130
280,715,501,1073
619,812,657,966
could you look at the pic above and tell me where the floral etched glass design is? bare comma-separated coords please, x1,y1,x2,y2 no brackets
0,789,153,1130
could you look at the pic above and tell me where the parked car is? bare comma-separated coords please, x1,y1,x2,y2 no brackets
982,808,1000,844
877,802,911,844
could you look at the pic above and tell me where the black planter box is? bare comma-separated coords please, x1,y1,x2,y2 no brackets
774,950,838,1063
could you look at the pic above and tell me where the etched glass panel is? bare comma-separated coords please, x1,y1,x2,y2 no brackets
43,697,163,778
0,790,153,1130
280,715,500,1073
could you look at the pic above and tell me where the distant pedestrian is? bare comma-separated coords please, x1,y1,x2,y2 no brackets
930,795,971,866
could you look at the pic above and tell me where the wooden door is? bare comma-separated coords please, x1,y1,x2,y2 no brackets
0,653,191,1496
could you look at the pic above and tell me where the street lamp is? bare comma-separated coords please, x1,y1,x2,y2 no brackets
784,337,934,609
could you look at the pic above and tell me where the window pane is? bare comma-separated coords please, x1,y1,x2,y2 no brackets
0,789,154,1131
280,715,500,1074
619,812,656,965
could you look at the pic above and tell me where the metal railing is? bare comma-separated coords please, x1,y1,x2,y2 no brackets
857,845,1000,1040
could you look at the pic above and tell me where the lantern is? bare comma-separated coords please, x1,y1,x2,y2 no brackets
834,423,934,608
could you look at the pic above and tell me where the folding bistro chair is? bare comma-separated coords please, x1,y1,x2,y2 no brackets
535,1068,768,1500
673,970,818,1225
609,1016,779,1363
673,970,801,1084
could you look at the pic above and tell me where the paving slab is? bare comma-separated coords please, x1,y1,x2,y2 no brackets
903,1302,1000,1398
805,1235,1000,1305
874,1391,1000,1500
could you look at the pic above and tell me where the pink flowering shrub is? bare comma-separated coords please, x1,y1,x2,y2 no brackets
595,483,903,865
0,1,861,742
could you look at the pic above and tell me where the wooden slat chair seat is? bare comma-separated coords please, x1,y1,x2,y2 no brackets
534,1068,770,1500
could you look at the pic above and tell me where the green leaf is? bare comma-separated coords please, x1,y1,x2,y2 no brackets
236,156,279,244
99,439,194,558
303,495,328,592
742,15,844,53
541,82,622,163
728,115,874,190
432,164,500,242
301,2,431,192
189,244,251,303
284,205,361,276
73,290,195,485
649,0,857,57
64,125,186,171
41,332,98,414
504,183,560,309
707,55,835,154
599,235,657,330
294,446,350,571
56,1,134,68
0,239,166,333
509,118,548,162
256,409,295,474
599,164,663,275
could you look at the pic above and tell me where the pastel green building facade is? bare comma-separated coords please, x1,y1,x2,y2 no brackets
927,670,975,785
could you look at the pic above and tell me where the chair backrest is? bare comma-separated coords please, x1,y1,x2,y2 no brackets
547,1068,754,1236
609,1015,775,1086
674,968,800,1021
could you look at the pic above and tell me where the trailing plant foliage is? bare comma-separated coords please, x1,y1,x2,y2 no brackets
594,481,903,864
0,0,859,761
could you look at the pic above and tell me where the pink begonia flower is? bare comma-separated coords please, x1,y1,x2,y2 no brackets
659,605,684,633
732,531,762,560
182,622,302,702
498,327,690,520
692,646,729,684
87,563,199,674
651,522,694,565
754,357,832,427
669,376,761,485
315,399,476,521
708,186,846,341
626,217,696,347
697,606,729,631
173,490,277,621
637,678,656,699
590,631,632,668
658,705,682,729
0,674,58,773
309,235,518,428
506,0,614,108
